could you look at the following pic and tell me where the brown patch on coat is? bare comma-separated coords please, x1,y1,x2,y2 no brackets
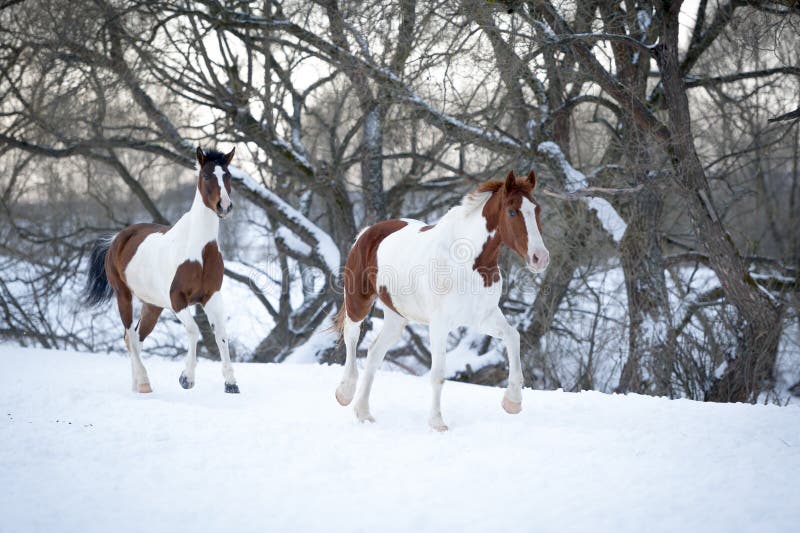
419,224,435,232
169,241,224,312
473,234,503,286
105,223,169,329
339,219,408,326
378,286,400,315
472,169,541,286
137,303,164,342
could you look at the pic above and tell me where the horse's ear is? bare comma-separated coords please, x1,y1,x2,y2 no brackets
504,170,516,190
527,169,537,189
224,147,235,166
196,147,206,165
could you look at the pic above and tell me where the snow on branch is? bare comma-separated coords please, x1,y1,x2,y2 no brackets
197,6,523,154
228,167,340,273
537,141,627,242
400,92,521,151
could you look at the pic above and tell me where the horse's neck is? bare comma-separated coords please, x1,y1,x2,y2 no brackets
438,195,498,264
176,191,220,254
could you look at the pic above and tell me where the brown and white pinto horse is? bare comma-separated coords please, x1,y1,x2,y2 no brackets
84,147,239,394
334,170,549,430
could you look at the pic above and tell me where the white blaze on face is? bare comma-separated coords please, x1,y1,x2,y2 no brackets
213,165,231,212
520,197,549,272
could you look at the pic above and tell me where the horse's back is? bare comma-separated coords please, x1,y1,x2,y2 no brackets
344,218,444,323
343,219,415,322
106,223,169,282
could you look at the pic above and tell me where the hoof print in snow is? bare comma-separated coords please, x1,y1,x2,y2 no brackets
178,373,194,390
225,383,240,394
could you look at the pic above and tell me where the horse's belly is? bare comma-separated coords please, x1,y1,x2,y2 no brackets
385,291,430,324
376,254,503,327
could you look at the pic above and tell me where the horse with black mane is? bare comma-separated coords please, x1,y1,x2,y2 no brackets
84,147,240,394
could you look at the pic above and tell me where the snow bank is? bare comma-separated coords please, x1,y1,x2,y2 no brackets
1,347,798,533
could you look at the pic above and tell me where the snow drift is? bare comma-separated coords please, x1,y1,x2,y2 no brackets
1,346,798,533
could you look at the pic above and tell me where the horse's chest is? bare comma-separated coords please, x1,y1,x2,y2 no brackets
168,241,224,311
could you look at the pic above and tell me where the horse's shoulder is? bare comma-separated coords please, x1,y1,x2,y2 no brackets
200,240,224,291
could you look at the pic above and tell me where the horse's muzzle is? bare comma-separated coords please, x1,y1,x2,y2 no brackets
216,201,234,219
528,248,550,273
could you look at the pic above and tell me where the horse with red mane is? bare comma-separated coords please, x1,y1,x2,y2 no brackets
334,169,549,430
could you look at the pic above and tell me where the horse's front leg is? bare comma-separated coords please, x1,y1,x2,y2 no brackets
203,292,239,393
175,308,200,389
479,308,523,414
428,320,449,431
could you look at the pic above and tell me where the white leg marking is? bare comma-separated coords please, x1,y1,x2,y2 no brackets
477,307,523,413
126,325,151,393
428,320,449,431
175,308,200,389
353,309,407,423
336,314,362,406
203,293,238,392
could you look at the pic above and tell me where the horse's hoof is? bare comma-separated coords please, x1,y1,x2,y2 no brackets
137,383,153,394
225,383,240,394
429,420,449,432
335,384,354,406
355,409,375,423
178,373,194,390
502,395,522,414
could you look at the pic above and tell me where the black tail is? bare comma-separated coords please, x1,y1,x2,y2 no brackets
83,235,115,307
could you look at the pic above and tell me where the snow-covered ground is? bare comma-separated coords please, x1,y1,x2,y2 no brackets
2,347,798,533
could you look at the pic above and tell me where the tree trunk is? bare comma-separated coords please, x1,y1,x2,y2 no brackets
617,180,675,395
656,2,782,402
361,104,386,224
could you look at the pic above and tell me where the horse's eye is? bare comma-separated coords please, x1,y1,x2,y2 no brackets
508,209,517,217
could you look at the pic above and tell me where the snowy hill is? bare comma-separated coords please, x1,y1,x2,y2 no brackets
1,347,798,533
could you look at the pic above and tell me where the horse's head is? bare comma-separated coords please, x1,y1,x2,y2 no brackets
196,146,235,219
484,169,549,273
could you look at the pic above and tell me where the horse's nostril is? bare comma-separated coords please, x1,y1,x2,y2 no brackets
533,254,540,263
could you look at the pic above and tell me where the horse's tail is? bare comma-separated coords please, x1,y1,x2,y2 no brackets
331,302,347,338
83,234,115,307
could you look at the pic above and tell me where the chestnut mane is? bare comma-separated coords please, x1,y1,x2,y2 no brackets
476,177,534,196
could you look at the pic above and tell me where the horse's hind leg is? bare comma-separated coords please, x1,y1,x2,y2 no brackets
175,308,200,390
335,314,362,406
116,288,151,393
353,308,407,423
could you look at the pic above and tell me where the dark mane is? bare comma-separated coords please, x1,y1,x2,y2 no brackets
202,149,230,166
